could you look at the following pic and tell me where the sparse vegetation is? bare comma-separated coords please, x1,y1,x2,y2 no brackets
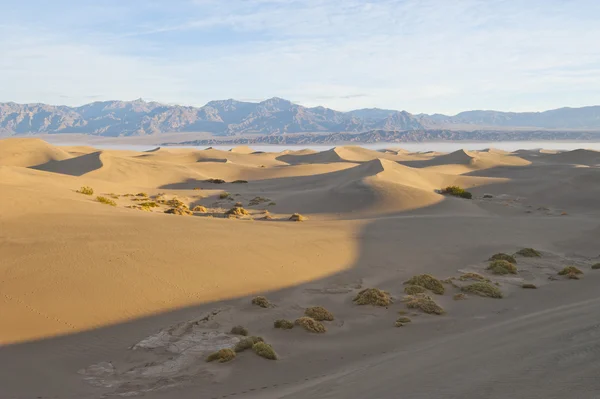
558,266,583,276
164,207,193,216
353,288,392,307
304,306,334,321
592,263,600,270
164,198,188,209
251,296,272,308
77,186,94,195
459,272,489,282
206,348,236,363
232,180,248,184
252,342,277,360
487,259,517,275
461,282,503,298
234,336,264,352
453,293,467,300
268,202,276,206
440,186,472,199
489,253,517,264
108,193,119,199
225,206,250,217
396,316,412,323
219,192,231,199
289,213,307,222
274,319,294,330
404,285,427,295
138,201,159,208
248,197,271,206
403,294,445,315
294,317,326,333
96,196,117,206
136,192,148,197
230,325,248,336
192,205,207,212
404,274,445,295
522,283,537,289
515,248,541,257
206,178,226,184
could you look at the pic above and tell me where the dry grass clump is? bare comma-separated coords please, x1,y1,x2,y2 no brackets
108,193,119,199
138,201,159,208
403,293,445,315
289,213,307,221
232,180,248,184
268,202,277,206
353,288,392,307
395,316,412,327
461,282,503,298
440,186,472,199
230,325,248,336
304,306,334,321
219,192,231,199
487,260,517,275
404,285,427,295
248,197,270,206
192,205,207,212
164,207,193,216
77,186,94,195
294,317,326,333
522,283,537,289
591,263,600,270
206,348,236,363
96,196,117,206
251,296,272,308
226,206,250,217
558,266,583,276
515,248,541,257
206,178,226,184
453,293,467,300
164,198,188,209
136,192,148,197
252,342,277,360
489,253,517,264
274,319,294,330
459,272,489,282
234,336,264,352
404,274,445,295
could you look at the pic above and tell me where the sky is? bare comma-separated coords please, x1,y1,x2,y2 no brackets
1,0,600,115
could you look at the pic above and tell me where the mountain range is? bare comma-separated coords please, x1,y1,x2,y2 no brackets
1,97,600,137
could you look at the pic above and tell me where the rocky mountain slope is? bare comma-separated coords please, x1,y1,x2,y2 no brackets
1,98,599,136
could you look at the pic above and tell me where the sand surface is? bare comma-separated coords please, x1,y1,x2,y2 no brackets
1,138,600,398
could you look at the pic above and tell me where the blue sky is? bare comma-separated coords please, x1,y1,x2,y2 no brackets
1,0,600,114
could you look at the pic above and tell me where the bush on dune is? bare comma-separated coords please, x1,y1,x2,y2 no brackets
487,260,517,275
251,296,272,308
164,207,193,216
219,192,231,199
395,316,412,327
226,206,250,217
289,213,307,221
230,325,248,336
522,283,537,289
207,178,226,184
234,336,264,352
294,317,326,333
77,186,94,195
489,253,517,264
304,306,334,321
440,186,472,199
459,272,489,282
274,319,294,330
404,274,445,295
592,263,600,270
206,348,236,363
96,196,117,206
558,266,583,276
252,342,277,360
461,282,503,298
353,288,392,307
192,205,207,212
232,180,248,184
403,293,445,315
404,285,427,295
515,248,541,257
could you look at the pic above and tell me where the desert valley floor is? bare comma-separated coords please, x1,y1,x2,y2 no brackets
1,138,600,399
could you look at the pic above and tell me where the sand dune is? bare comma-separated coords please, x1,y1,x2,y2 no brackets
2,138,600,399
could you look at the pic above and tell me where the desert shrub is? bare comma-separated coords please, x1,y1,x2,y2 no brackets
404,274,445,295
219,192,231,199
248,197,270,206
268,202,277,206
138,201,159,208
440,186,472,199
232,180,248,184
453,293,467,300
136,192,148,197
192,205,207,212
487,260,517,275
294,317,326,333
96,196,117,206
461,282,503,298
164,208,193,216
522,283,537,289
483,194,493,198
403,294,445,315
165,198,188,209
207,178,226,184
404,285,427,295
396,316,412,323
226,206,250,217
234,202,244,207
251,296,272,308
206,348,236,363
289,213,307,221
230,325,248,336
234,336,264,352
558,266,583,276
109,193,119,199
592,263,600,270
459,272,489,282
353,288,392,307
274,319,294,330
252,342,277,360
304,306,334,321
77,186,94,195
515,248,541,257
489,253,517,264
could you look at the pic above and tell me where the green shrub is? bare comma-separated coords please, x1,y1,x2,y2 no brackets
234,336,264,352
77,186,94,195
459,272,489,282
404,274,445,295
206,348,236,363
489,253,517,264
232,180,248,184
404,285,427,295
353,288,392,307
136,192,148,197
304,306,334,321
592,263,600,270
440,186,472,199
252,342,277,360
96,196,117,206
558,266,583,276
251,296,272,308
294,317,326,333
403,294,445,315
138,201,159,208
219,192,231,199
274,319,294,330
230,325,248,336
461,282,503,298
487,260,517,275
522,283,537,289
515,248,541,257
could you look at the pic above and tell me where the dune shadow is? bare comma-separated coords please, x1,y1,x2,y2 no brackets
30,151,104,176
